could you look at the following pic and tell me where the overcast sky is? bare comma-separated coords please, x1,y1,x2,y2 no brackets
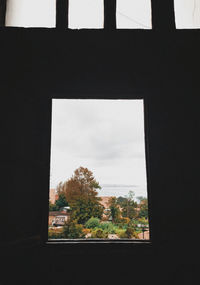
50,99,147,190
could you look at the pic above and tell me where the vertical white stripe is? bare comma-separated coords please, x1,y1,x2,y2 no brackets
174,0,200,29
6,0,56,27
68,0,104,29
116,0,152,29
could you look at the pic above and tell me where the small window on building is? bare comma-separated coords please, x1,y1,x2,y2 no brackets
174,0,200,29
116,0,152,29
5,0,56,27
48,99,150,241
68,0,104,29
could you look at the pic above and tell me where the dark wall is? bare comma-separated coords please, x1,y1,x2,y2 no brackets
0,28,199,285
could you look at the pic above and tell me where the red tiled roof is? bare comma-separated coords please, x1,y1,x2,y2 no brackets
99,196,114,208
49,211,69,216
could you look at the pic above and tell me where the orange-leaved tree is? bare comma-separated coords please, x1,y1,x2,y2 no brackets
57,167,104,224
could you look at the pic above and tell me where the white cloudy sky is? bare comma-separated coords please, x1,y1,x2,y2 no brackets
50,99,147,190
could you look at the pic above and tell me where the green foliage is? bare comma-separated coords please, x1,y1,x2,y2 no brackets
138,198,148,219
85,217,100,229
62,220,85,239
116,229,127,238
125,227,138,238
48,228,64,239
115,226,139,239
57,167,103,225
91,228,108,238
117,196,128,206
109,197,121,222
99,222,116,234
70,197,104,224
55,192,68,210
117,191,138,219
49,201,59,211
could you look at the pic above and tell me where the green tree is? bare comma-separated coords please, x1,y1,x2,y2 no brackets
119,191,138,219
85,217,100,229
125,227,139,239
49,201,59,211
62,220,85,239
91,228,108,238
58,167,103,224
138,197,148,219
109,197,121,223
55,192,68,210
70,196,104,224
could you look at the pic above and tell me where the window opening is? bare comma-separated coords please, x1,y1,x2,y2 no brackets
48,99,150,241
116,0,152,29
68,0,104,29
174,0,200,29
5,0,56,27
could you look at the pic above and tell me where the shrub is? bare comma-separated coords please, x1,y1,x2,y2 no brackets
116,229,126,238
91,228,108,238
121,217,130,224
82,228,91,235
116,227,139,239
85,217,100,229
125,227,136,238
99,222,116,234
62,220,85,239
48,229,64,239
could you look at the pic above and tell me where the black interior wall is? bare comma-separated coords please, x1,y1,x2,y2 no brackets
0,25,199,285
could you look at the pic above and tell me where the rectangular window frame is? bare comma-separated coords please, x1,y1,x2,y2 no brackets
42,94,153,247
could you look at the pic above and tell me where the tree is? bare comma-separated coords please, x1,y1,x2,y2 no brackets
55,192,68,210
138,197,148,219
57,167,103,224
49,201,59,211
62,220,85,239
136,196,147,203
91,228,108,238
85,217,100,229
118,191,138,219
109,197,121,223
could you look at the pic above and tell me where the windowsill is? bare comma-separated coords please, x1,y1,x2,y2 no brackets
46,238,152,244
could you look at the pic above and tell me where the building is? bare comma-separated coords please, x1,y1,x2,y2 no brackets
98,196,113,220
99,196,114,209
48,211,70,226
49,188,58,204
138,230,150,240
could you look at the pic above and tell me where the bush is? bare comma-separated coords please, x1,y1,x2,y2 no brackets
116,227,139,239
99,222,116,234
48,229,64,239
125,227,136,238
49,202,59,211
85,217,100,229
91,228,108,238
62,220,85,239
115,222,128,230
82,228,91,235
116,229,126,238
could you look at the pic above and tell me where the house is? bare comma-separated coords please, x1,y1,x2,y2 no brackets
98,196,113,220
48,211,70,226
99,196,114,209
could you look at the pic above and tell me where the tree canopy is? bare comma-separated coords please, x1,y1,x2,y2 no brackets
117,191,138,219
57,167,103,224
